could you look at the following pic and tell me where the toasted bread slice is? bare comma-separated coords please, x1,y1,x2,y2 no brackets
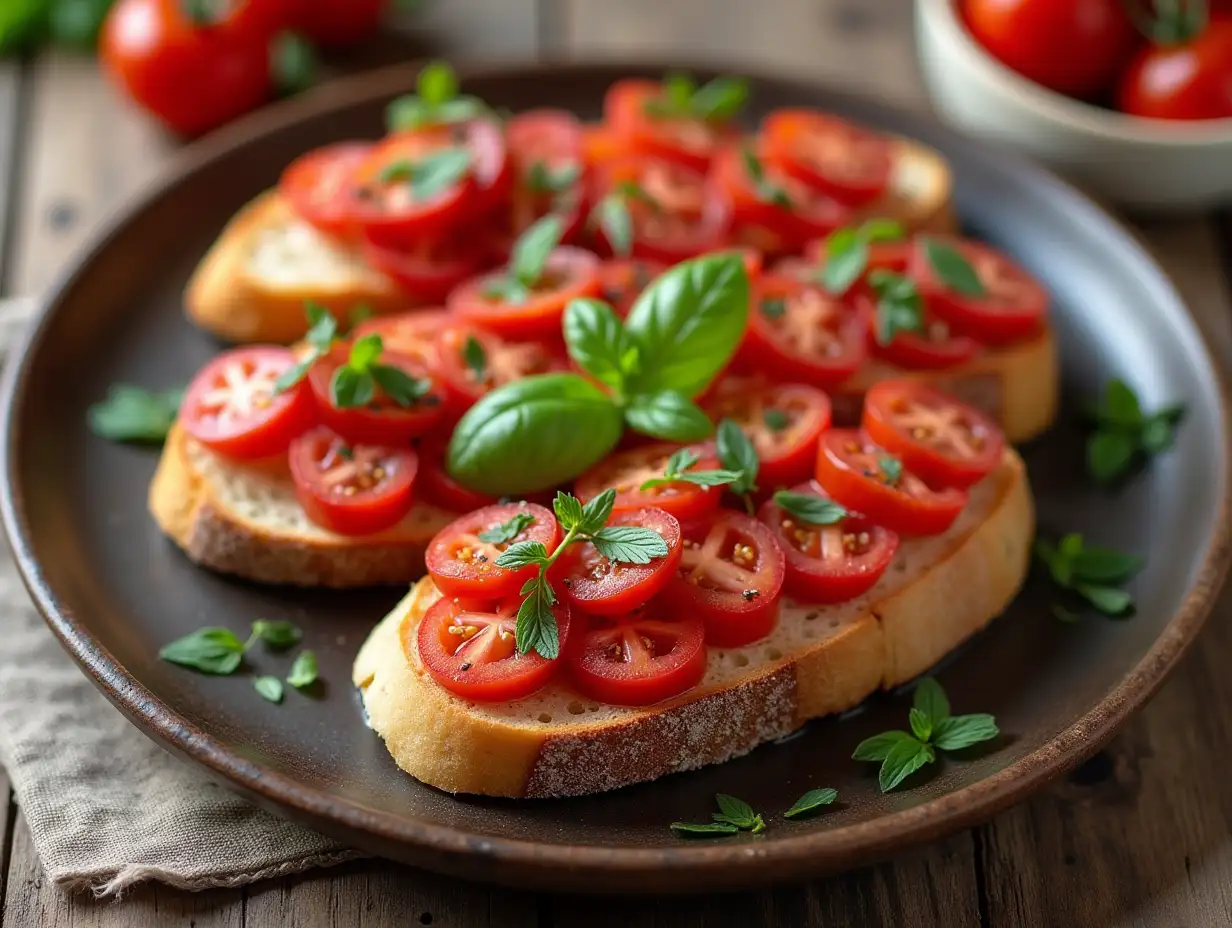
852,137,956,234
149,424,455,587
353,449,1032,798
185,192,409,344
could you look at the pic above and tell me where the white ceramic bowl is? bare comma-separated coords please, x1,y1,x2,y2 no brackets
915,0,1232,212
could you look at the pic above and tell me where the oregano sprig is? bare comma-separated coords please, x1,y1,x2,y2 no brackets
1034,532,1143,619
329,334,434,410
386,61,490,132
671,793,764,838
643,72,749,123
496,490,670,658
1085,378,1185,484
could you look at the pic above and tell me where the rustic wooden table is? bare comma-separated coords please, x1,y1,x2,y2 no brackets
1,1,1230,925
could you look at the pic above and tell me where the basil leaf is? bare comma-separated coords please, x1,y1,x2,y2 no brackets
1140,413,1178,454
553,492,585,533
763,408,789,432
273,358,314,395
447,373,625,495
1076,583,1133,616
783,788,838,820
670,821,740,837
254,676,284,704
495,541,549,570
515,577,559,659
591,526,670,565
1098,379,1143,427
159,628,245,675
527,160,581,194
821,232,869,295
89,384,183,444
624,254,750,397
578,489,616,535
1033,537,1074,588
1070,547,1143,585
251,619,302,650
482,277,531,305
594,195,634,258
271,32,317,98
716,418,759,495
349,334,383,370
713,794,763,832
1087,430,1136,484
922,239,986,297
932,714,999,752
625,391,714,442
851,730,914,762
663,71,695,110
908,707,932,742
664,448,699,475
477,512,535,545
462,335,487,381
665,469,742,489
304,301,338,351
418,60,457,104
371,364,432,407
0,0,49,55
759,297,786,320
689,75,748,122
869,271,924,346
511,214,564,287
564,298,634,392
879,738,934,792
405,148,471,202
773,491,847,526
330,367,374,409
860,219,906,243
912,677,950,725
287,650,319,689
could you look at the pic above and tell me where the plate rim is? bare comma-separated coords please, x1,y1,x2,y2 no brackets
3,58,1231,890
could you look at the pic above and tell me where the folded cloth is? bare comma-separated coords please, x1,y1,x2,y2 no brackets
0,297,362,895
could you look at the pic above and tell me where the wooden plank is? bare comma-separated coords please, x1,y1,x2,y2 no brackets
555,0,921,105
976,220,1232,927
244,860,539,928
2,817,243,927
551,834,980,928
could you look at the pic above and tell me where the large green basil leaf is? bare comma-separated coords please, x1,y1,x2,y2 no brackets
623,254,749,397
563,298,636,393
446,373,624,495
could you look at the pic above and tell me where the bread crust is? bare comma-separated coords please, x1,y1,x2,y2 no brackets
353,450,1032,798
185,192,407,344
149,425,453,587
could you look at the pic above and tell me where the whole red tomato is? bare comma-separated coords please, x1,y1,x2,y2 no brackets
294,0,385,48
961,0,1138,98
1118,21,1232,120
101,0,275,137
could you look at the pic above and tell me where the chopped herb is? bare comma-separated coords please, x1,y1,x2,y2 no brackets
477,511,535,545
773,490,848,526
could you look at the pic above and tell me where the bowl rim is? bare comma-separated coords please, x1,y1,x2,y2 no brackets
917,0,1232,146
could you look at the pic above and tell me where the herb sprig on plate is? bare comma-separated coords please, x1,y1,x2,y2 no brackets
386,61,490,132
1034,532,1143,620
1086,378,1184,484
160,620,319,704
818,219,906,294
88,384,184,444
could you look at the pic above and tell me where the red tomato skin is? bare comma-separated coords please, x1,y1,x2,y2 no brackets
761,109,894,207
101,0,272,137
1117,23,1232,121
661,512,786,648
702,382,832,489
425,503,560,599
804,235,912,291
352,309,450,372
279,143,371,238
961,0,1138,98
361,228,489,303
574,443,724,525
857,293,980,371
604,79,738,171
413,595,570,702
417,440,497,513
181,346,317,460
288,429,418,537
566,607,708,706
307,347,446,446
815,430,968,537
758,481,899,603
863,381,1006,490
555,508,683,616
434,325,569,424
296,0,385,48
597,259,667,317
909,238,1048,345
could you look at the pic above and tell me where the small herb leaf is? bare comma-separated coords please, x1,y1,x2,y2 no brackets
879,738,935,792
287,650,319,689
254,676,284,704
478,512,536,545
462,335,487,381
159,628,245,675
564,298,634,392
909,707,933,743
1075,583,1133,615
594,195,634,258
763,408,790,432
591,526,671,565
511,214,565,287
1070,547,1143,584
251,619,302,650
851,730,915,762
670,821,740,837
716,418,759,496
89,385,184,443
773,491,847,526
515,577,559,659
578,489,616,535
330,366,375,409
912,676,950,725
553,492,586,533
495,541,549,570
783,788,838,819
822,234,869,295
1087,430,1136,484
922,239,986,297
625,391,714,442
932,713,999,751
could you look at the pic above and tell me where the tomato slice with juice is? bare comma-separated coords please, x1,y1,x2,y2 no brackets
307,346,446,446
574,443,724,525
604,78,738,171
554,508,683,616
703,382,832,490
353,309,450,371
279,142,371,237
761,109,894,207
425,502,560,599
434,325,568,422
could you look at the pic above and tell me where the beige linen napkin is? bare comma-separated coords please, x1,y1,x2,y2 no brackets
0,296,362,895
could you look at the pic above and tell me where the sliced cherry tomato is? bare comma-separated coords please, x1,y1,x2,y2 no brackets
361,223,489,303
743,274,868,388
566,604,707,706
660,511,786,648
604,78,738,171
180,346,316,460
575,443,724,525
496,108,588,253
863,381,1005,490
417,439,496,513
758,480,899,603
448,246,601,340
910,238,1047,344
815,430,967,536
352,120,508,246
278,143,370,237
288,428,417,536
712,144,853,254
961,0,1139,98
554,508,683,616
307,346,446,446
597,258,666,317
703,382,832,489
353,309,449,372
434,325,567,421
857,292,980,371
425,502,560,598
592,157,731,263
761,110,894,207
414,595,570,702
804,233,912,289
1118,21,1232,121
581,124,633,167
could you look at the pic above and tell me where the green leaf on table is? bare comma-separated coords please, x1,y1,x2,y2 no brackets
932,714,999,752
89,385,183,444
286,650,319,689
879,738,935,792
159,628,246,675
251,619,302,650
783,788,839,820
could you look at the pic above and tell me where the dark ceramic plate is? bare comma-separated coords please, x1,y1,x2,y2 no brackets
2,62,1229,894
